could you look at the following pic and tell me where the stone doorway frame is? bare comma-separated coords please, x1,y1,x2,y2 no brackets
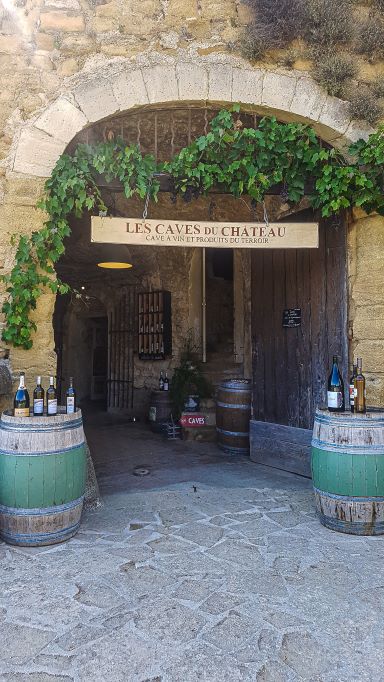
8,55,372,179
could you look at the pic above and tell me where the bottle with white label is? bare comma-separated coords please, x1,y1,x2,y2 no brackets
327,355,345,412
163,371,169,391
349,362,357,413
47,376,57,416
33,376,44,416
14,373,30,417
66,377,76,414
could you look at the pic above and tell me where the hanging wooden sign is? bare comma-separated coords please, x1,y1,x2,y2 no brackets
91,217,319,249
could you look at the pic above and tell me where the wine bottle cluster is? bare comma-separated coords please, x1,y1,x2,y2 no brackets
327,356,366,413
158,370,169,391
138,290,172,360
14,374,76,417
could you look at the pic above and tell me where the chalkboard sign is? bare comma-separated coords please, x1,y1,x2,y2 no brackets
282,308,301,328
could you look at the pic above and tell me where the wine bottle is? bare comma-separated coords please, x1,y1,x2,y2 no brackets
66,377,76,414
159,370,164,391
354,357,366,414
163,371,169,392
14,373,30,417
20,371,30,405
327,355,345,412
349,362,357,413
33,376,44,416
47,376,57,416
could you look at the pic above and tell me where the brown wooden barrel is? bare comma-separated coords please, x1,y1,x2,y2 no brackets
149,391,172,432
216,379,252,455
0,409,86,546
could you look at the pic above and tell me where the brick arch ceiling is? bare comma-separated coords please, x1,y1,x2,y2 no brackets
10,55,373,178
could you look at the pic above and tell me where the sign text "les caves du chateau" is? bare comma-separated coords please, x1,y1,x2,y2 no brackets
91,217,319,249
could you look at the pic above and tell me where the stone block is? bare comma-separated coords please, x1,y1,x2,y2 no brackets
142,64,179,104
167,0,198,19
93,16,116,32
34,97,88,144
73,77,120,123
0,35,22,53
353,305,384,341
57,57,79,76
208,63,233,102
13,126,66,176
317,95,351,138
232,67,263,106
176,62,209,101
290,77,327,122
40,11,85,32
261,71,297,111
44,0,81,8
352,341,384,373
35,33,56,51
111,69,149,111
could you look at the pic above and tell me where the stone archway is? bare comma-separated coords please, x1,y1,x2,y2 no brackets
3,53,382,406
9,54,373,178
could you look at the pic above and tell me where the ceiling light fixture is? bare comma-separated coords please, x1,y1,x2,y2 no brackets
97,262,133,270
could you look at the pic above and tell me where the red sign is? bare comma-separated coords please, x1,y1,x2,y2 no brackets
180,414,206,427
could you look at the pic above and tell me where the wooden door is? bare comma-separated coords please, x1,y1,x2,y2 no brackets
250,216,347,475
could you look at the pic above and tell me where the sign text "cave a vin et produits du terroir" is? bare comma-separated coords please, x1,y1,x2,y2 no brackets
91,217,319,249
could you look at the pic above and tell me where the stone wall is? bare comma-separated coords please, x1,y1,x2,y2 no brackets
0,0,384,408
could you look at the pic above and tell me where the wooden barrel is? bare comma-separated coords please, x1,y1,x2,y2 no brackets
0,409,86,546
311,408,384,535
149,391,172,432
216,379,251,455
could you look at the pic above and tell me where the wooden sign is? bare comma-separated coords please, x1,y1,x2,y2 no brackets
180,414,206,427
91,217,319,249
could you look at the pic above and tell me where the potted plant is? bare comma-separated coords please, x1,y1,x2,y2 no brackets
170,332,212,420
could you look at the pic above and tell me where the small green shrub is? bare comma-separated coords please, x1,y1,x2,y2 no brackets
305,0,356,47
278,48,300,68
372,76,384,98
348,87,383,123
356,13,384,60
246,0,308,45
239,22,277,60
313,52,357,97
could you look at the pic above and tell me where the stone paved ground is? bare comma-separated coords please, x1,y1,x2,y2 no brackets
1,419,384,682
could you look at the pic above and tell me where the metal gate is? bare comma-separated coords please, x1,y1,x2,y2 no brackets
108,288,136,410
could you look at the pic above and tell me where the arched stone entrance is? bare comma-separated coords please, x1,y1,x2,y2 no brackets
3,53,383,419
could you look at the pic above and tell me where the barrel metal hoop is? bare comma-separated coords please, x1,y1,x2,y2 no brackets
313,487,384,503
311,439,384,454
218,386,251,394
315,412,384,426
217,427,249,437
218,443,249,454
0,495,84,516
0,521,81,545
0,418,83,433
0,442,85,457
315,512,384,535
216,401,251,410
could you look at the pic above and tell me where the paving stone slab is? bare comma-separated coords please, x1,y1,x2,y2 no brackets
0,623,55,665
134,599,207,643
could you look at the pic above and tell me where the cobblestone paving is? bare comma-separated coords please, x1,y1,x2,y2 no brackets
1,423,384,681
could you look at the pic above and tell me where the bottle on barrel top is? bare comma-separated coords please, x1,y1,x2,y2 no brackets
66,377,76,414
159,370,164,391
14,372,30,417
327,355,345,412
47,376,57,416
163,371,169,391
33,376,44,416
349,362,357,413
354,357,366,414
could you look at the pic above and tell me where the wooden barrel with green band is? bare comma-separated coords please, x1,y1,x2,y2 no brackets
311,408,384,535
0,409,86,546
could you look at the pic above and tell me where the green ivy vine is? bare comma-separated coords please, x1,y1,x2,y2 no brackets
2,107,383,349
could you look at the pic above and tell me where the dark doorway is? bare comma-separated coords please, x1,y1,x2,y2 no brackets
206,248,234,356
250,215,348,476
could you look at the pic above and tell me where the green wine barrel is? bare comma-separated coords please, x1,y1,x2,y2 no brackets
311,408,384,535
0,409,86,546
216,379,252,455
